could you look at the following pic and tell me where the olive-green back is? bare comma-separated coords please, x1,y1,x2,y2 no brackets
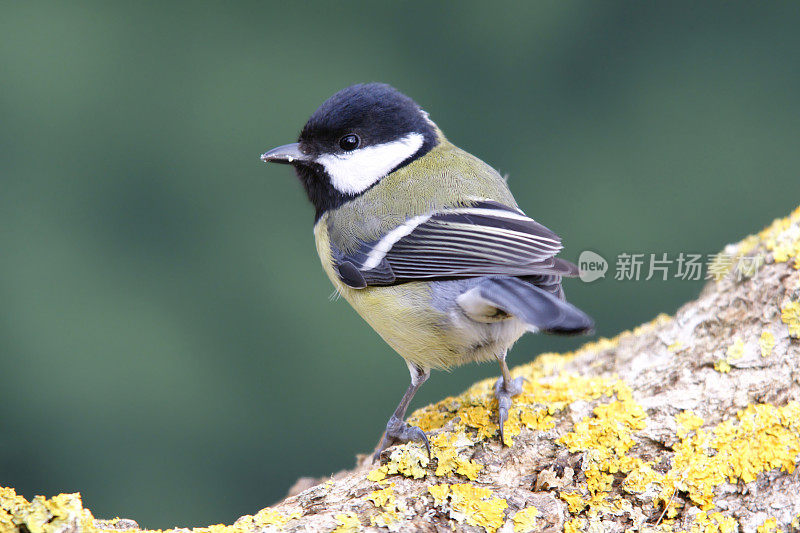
326,138,518,253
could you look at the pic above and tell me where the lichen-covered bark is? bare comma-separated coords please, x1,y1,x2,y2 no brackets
4,206,800,533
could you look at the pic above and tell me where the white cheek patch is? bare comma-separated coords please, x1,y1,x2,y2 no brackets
316,133,424,195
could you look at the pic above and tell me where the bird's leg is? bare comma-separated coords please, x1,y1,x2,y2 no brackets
494,350,525,445
373,362,431,461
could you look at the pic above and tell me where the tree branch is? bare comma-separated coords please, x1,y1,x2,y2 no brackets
4,205,800,533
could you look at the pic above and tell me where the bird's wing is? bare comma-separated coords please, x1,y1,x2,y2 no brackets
333,200,579,289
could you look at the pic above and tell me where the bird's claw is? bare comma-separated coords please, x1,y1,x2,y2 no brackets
373,415,430,462
494,376,525,445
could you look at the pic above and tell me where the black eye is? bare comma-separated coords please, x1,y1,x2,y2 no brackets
338,134,360,151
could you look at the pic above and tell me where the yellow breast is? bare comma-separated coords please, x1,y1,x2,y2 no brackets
314,216,469,370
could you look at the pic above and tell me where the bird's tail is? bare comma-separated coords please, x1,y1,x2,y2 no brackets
469,276,593,335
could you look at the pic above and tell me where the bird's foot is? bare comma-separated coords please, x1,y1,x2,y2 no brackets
494,376,525,445
373,415,430,462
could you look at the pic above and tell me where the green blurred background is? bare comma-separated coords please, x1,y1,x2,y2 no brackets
2,1,799,528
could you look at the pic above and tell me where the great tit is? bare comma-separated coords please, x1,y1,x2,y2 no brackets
261,83,593,460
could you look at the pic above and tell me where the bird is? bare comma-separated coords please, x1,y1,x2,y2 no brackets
260,83,593,460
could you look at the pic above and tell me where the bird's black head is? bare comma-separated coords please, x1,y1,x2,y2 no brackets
261,83,438,220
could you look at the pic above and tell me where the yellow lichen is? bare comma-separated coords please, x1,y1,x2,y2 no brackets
367,486,396,509
500,407,522,446
670,402,800,509
559,491,588,513
559,399,646,468
411,404,454,432
519,407,555,430
757,517,780,533
676,410,705,438
251,507,301,529
771,236,800,267
455,456,483,480
759,205,800,268
737,234,761,256
557,391,649,515
366,468,387,482
427,483,450,506
429,431,483,480
781,301,800,338
688,511,739,533
332,512,362,533
428,483,508,533
511,506,539,532
448,483,508,533
714,359,731,373
621,462,661,495
0,488,90,533
521,373,619,408
460,404,499,440
585,465,614,494
564,517,587,533
368,442,431,481
384,445,429,479
366,484,405,529
434,435,462,468
760,330,776,357
709,512,737,533
726,338,745,362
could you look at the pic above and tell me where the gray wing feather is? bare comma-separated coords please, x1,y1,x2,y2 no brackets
336,201,579,288
464,277,592,334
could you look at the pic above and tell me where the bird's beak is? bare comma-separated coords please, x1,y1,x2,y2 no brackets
260,143,311,165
